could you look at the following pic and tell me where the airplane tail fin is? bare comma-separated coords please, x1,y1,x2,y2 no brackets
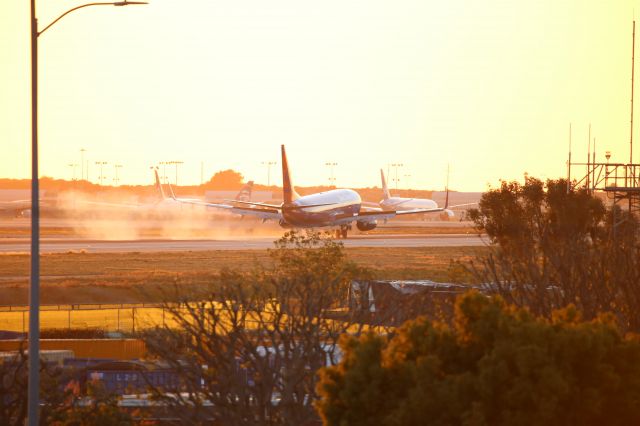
444,164,450,209
235,181,254,202
380,169,391,200
281,145,300,204
153,168,166,200
167,181,177,200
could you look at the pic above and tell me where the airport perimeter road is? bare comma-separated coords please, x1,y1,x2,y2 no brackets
0,234,486,253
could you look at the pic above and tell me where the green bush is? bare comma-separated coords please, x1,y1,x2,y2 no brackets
316,292,640,426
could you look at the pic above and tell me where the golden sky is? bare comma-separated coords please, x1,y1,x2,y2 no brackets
0,0,637,191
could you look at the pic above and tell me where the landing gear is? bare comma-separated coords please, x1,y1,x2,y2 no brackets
334,225,350,239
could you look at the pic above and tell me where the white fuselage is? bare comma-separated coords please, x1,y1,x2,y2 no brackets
283,189,362,228
379,197,438,211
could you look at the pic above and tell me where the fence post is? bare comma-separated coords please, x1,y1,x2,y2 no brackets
132,308,135,334
68,309,71,330
22,311,25,334
117,308,120,332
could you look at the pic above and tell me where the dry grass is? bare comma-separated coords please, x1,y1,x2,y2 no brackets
0,246,486,305
362,226,479,236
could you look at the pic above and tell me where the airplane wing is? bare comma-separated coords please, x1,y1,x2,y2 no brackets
223,199,282,209
230,205,282,220
170,194,284,221
0,200,31,209
77,200,143,209
1,198,57,211
394,207,447,216
448,202,477,209
355,210,398,221
356,206,451,222
361,201,381,208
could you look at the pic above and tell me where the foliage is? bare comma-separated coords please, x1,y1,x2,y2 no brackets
0,346,29,424
0,346,132,425
143,230,372,425
466,178,640,330
204,169,245,190
316,292,640,426
46,381,133,426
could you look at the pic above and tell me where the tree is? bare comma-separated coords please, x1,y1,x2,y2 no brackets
46,381,134,426
466,178,640,330
316,292,640,426
143,231,372,425
0,346,133,425
204,169,245,190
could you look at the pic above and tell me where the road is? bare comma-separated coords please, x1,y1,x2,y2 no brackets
0,234,485,253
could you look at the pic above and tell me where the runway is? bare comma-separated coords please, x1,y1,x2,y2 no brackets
0,234,485,253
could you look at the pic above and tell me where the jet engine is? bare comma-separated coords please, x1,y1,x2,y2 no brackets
356,220,377,231
278,219,293,228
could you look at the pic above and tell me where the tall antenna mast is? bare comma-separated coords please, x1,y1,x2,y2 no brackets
593,137,596,192
631,20,636,164
567,123,572,192
587,123,591,190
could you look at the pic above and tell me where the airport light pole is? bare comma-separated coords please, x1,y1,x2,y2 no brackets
325,162,338,187
80,148,86,180
114,164,123,186
67,163,78,180
391,163,404,190
262,161,277,187
404,173,411,190
28,4,145,423
159,161,168,183
95,161,108,185
167,160,184,186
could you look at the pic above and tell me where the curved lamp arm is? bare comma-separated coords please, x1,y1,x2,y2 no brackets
39,1,147,36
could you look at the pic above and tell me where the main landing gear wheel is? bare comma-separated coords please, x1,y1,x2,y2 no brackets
334,225,349,239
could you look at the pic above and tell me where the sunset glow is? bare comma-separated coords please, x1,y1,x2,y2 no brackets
1,0,637,190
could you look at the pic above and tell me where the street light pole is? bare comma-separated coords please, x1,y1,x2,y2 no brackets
404,173,411,190
80,148,86,180
28,4,41,424
166,160,184,186
95,161,108,185
391,163,404,190
262,161,277,186
68,163,78,180
325,162,338,187
28,2,146,424
114,164,123,186
175,161,183,186
159,161,167,183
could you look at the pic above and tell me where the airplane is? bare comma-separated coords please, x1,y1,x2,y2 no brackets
0,191,55,218
170,145,453,238
164,174,254,207
74,168,253,217
377,169,451,221
373,169,474,221
0,199,32,217
234,181,254,202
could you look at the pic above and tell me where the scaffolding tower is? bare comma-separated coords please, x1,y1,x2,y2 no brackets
566,20,640,233
569,161,640,230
